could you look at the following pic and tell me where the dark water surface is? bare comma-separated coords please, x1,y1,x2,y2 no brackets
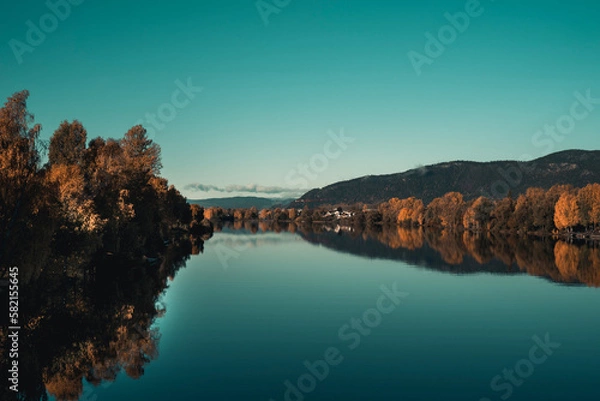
17,226,600,400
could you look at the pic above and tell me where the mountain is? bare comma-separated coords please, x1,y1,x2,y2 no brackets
290,150,600,207
189,196,294,209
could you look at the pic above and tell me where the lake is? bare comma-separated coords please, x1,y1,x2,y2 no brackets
21,224,600,400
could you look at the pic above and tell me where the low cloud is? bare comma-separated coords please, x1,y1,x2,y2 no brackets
184,183,304,197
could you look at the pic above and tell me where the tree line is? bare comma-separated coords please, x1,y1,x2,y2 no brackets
205,184,600,237
0,90,209,271
375,185,600,235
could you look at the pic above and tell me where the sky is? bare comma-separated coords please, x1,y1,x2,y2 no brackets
1,0,600,199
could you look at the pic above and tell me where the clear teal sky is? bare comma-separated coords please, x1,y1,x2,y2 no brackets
1,0,600,199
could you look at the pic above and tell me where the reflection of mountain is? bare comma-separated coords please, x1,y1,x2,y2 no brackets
296,226,600,287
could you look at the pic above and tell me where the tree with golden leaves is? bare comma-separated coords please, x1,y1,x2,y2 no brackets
554,241,580,280
397,197,425,227
424,192,464,229
48,164,104,232
259,208,272,220
462,196,494,231
244,206,258,220
554,192,580,232
489,196,515,232
379,197,403,224
577,183,600,230
49,120,87,167
513,187,546,232
0,90,42,261
120,125,162,178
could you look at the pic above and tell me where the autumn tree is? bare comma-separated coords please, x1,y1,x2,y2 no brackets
0,90,43,261
554,192,580,232
86,138,125,195
233,209,244,220
49,120,87,166
489,197,515,232
396,197,425,227
0,90,205,266
577,183,600,230
259,208,272,220
48,164,103,232
534,185,572,232
379,198,402,224
364,210,381,227
424,192,464,229
121,125,162,178
512,188,546,232
244,206,258,220
205,207,224,220
423,198,443,227
463,196,494,231
190,204,204,223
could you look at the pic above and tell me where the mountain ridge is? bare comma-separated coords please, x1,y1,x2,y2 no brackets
290,149,600,207
189,196,294,209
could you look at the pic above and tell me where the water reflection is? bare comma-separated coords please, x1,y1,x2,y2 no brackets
3,222,599,401
0,236,200,401
218,221,600,287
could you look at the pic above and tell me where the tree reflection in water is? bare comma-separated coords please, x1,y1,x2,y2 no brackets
2,222,599,401
0,235,203,401
217,221,600,288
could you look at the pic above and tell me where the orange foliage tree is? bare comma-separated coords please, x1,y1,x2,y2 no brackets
554,192,580,231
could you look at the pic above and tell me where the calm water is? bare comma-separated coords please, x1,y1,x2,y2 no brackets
41,227,599,401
